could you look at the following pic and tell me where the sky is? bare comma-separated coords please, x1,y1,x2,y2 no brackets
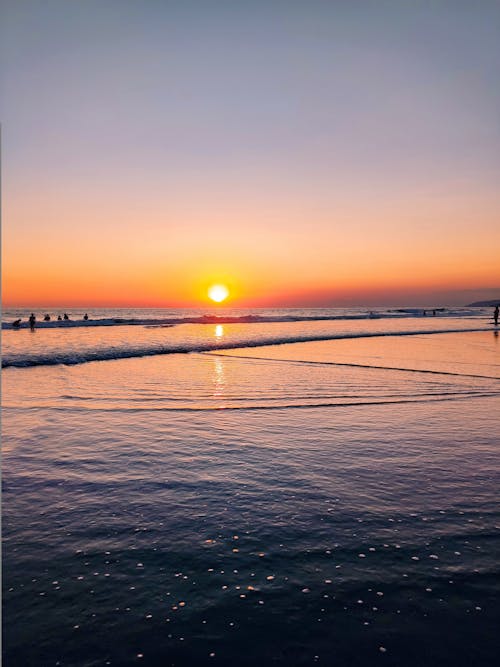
1,0,499,308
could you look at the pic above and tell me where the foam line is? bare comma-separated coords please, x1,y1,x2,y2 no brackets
207,351,500,381
3,392,498,412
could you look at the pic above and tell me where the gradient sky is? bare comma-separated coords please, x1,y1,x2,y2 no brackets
1,0,499,307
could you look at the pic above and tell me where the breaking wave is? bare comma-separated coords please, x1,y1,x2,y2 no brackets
2,326,490,369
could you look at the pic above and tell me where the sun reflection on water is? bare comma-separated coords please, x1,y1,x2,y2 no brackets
212,357,226,400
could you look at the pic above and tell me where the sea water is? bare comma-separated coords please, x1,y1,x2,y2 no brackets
1,306,492,368
2,309,500,666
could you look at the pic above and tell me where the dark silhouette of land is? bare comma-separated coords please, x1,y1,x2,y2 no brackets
467,299,500,307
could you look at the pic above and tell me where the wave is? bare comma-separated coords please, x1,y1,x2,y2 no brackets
1,309,488,330
3,391,497,412
1,326,491,369
211,352,500,381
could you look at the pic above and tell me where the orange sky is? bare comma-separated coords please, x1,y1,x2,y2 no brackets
3,184,499,307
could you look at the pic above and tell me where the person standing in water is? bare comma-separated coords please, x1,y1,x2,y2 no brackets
29,313,36,330
494,305,499,326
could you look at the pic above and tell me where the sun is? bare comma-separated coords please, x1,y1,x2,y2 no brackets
208,284,229,303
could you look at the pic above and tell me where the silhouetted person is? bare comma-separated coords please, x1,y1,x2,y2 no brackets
83,313,89,321
432,310,436,316
12,319,21,329
43,313,51,321
63,313,69,320
494,305,499,326
57,315,63,321
29,313,36,330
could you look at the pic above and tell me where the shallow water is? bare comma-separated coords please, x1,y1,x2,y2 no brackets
1,315,491,368
2,325,500,666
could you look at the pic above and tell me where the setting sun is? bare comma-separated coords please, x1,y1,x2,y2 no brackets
208,284,229,303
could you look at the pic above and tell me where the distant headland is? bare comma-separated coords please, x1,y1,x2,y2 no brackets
466,299,500,307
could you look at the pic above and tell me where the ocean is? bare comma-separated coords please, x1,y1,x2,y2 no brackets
2,307,500,666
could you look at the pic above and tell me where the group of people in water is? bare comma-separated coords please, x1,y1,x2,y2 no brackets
9,306,500,329
11,313,90,330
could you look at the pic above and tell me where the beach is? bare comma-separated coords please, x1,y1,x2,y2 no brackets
2,312,500,666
